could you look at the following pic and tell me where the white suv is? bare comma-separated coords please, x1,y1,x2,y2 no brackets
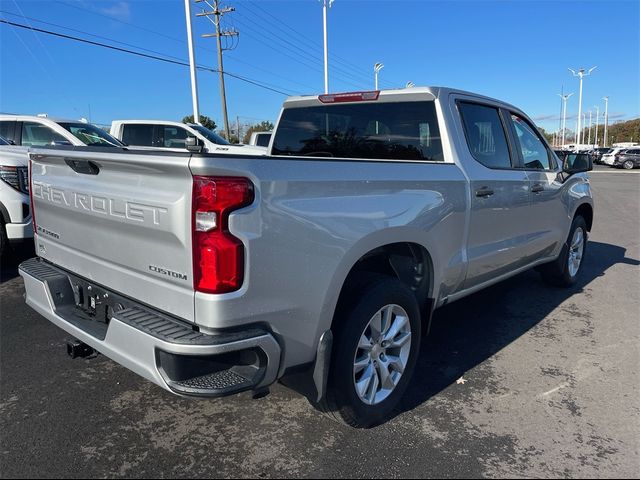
601,147,626,166
0,115,124,149
0,135,32,256
110,120,267,155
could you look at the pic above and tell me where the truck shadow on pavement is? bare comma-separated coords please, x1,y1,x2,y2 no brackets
1,242,35,283
398,240,639,417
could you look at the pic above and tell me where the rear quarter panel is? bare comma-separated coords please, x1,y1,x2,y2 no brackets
189,155,468,373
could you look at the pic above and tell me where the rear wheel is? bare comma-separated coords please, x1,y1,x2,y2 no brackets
623,160,635,170
540,216,587,287
317,275,421,428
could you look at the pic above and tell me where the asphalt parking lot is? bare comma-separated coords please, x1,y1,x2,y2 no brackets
1,167,638,478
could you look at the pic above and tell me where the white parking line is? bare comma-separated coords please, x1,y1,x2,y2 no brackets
590,170,640,174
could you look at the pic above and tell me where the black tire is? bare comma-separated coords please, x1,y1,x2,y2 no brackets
623,160,635,170
540,215,588,287
315,274,421,428
0,219,7,259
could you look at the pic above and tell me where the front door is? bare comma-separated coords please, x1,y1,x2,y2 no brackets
456,101,533,289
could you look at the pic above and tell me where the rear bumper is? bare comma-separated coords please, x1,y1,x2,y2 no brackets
19,257,281,397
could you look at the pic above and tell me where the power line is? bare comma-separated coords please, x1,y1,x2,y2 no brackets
0,18,293,96
242,0,396,89
0,10,190,63
233,7,372,90
230,14,367,91
25,4,310,93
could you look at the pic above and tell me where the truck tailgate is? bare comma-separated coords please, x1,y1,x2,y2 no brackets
29,148,195,322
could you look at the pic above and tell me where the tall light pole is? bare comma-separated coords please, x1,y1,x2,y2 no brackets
569,66,597,146
593,105,600,147
321,0,334,94
556,87,564,147
558,92,574,147
602,96,609,147
184,0,200,123
374,62,384,90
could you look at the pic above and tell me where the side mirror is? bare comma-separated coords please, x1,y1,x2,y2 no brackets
563,153,593,174
186,136,204,153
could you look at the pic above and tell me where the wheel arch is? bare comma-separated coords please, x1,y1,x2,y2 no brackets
574,202,593,231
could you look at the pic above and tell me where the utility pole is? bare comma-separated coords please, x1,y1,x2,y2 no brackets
184,0,200,123
569,66,597,146
197,0,238,140
236,115,241,143
602,96,609,147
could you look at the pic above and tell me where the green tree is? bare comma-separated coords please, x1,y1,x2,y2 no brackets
537,126,554,144
182,114,217,131
242,120,274,144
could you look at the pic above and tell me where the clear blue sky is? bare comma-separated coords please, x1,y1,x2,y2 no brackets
1,0,638,133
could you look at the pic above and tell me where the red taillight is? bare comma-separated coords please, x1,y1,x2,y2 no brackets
28,158,36,234
192,176,254,294
318,90,380,103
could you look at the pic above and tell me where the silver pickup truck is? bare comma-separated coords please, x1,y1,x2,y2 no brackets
19,87,593,428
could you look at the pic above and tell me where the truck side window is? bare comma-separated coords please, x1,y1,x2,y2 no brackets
510,114,553,170
459,102,512,169
0,121,16,143
161,126,188,148
21,122,69,147
122,124,154,147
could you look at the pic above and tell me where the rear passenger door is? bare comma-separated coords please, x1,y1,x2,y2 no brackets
456,100,533,289
121,124,155,149
506,112,567,259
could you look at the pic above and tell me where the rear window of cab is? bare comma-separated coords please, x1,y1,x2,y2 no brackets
272,101,444,161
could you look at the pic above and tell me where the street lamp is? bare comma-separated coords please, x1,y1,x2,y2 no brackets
184,0,200,123
557,92,574,147
321,0,335,94
593,105,600,147
374,62,384,90
602,96,609,147
569,66,597,146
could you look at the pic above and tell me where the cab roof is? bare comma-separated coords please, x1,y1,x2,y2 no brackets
282,86,522,113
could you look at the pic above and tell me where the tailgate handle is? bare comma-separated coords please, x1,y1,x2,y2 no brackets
65,159,100,175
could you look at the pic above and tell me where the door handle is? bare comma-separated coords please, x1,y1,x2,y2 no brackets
65,159,100,175
531,183,545,193
475,187,494,198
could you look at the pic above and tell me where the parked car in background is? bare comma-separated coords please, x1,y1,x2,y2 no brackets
0,135,32,256
602,147,628,166
613,148,640,169
248,131,272,147
554,149,568,162
591,147,612,164
21,87,593,428
110,120,267,155
0,115,124,148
